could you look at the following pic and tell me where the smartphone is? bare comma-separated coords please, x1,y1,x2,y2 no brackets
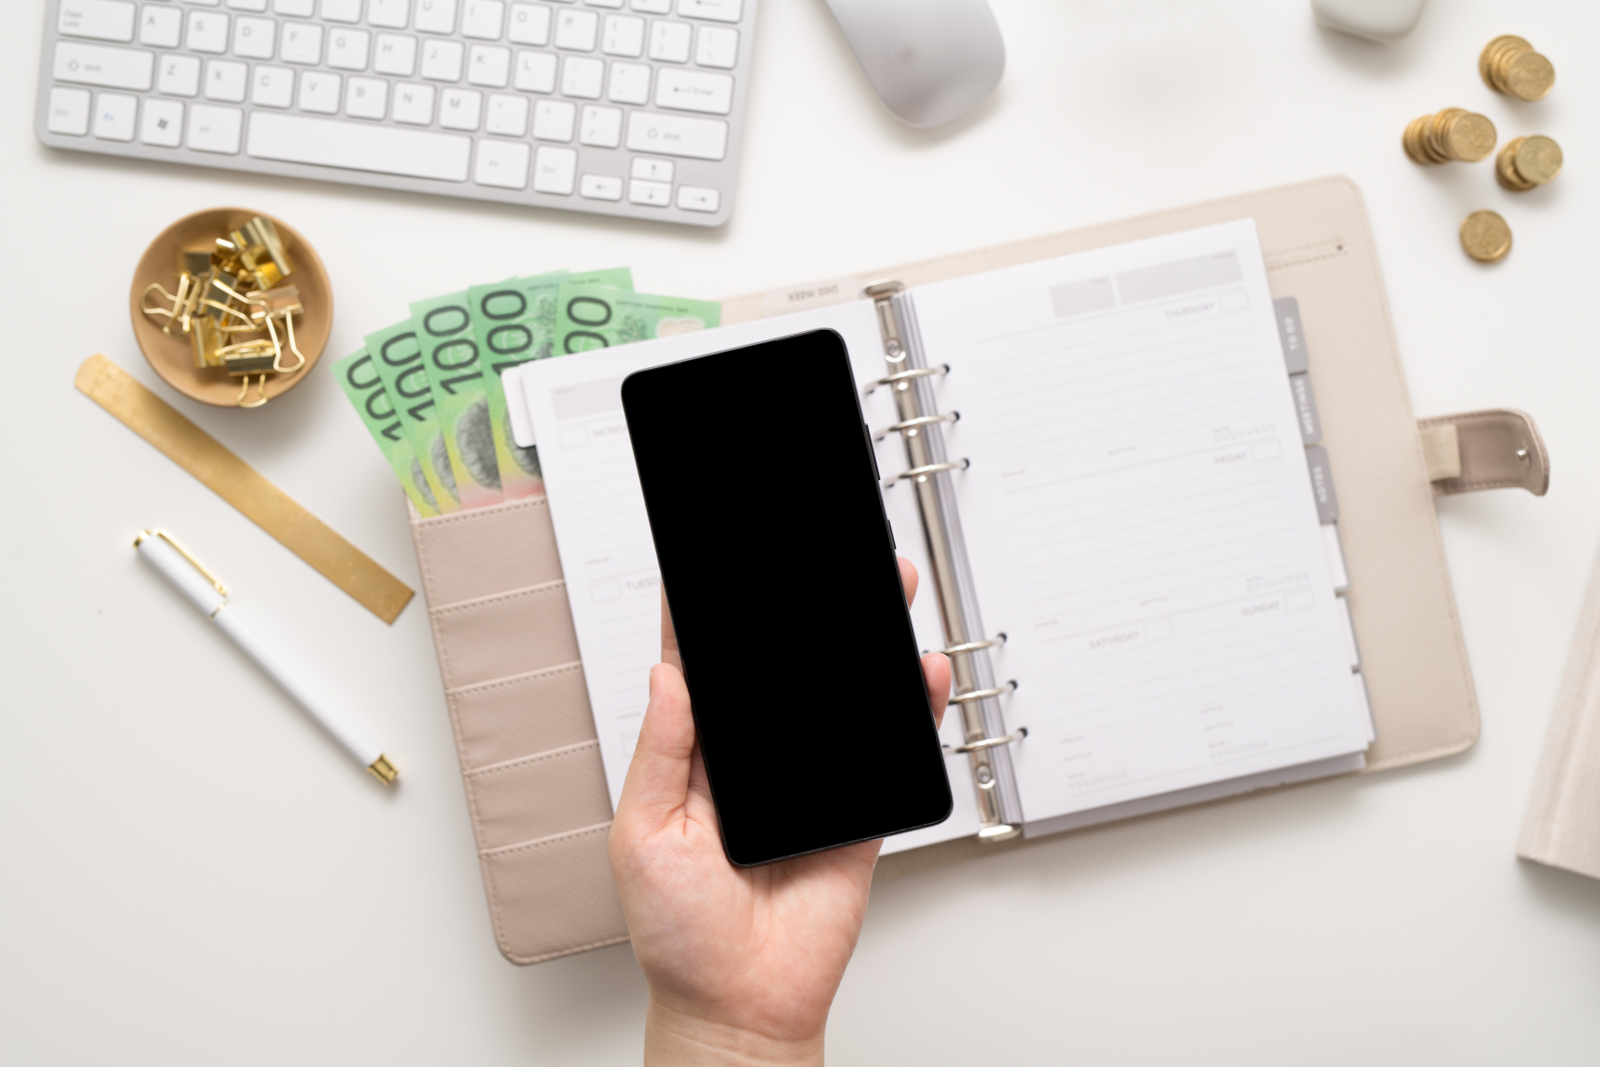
621,329,953,866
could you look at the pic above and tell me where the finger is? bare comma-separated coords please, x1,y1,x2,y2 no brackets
922,652,951,730
897,556,919,607
659,586,682,672
615,662,696,826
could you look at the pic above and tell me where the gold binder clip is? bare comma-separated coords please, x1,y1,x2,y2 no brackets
224,216,294,290
246,286,306,372
190,314,225,369
234,372,271,408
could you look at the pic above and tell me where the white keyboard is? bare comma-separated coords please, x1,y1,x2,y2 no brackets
35,0,756,227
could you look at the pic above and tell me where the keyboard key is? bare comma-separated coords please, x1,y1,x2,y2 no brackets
629,155,670,180
532,97,574,139
228,0,271,10
468,45,510,85
675,184,717,211
187,103,243,152
299,70,342,112
187,10,229,52
553,8,597,49
91,91,137,140
474,138,529,188
232,15,275,57
158,53,200,95
322,0,362,22
578,104,620,146
59,1,136,43
139,97,184,145
188,1,223,6
647,20,688,62
654,67,730,113
139,6,182,48
53,41,154,90
205,59,248,101
374,33,417,75
627,178,669,206
279,21,323,63
391,82,435,122
580,173,622,199
607,61,648,104
484,92,528,134
461,0,505,38
415,0,457,33
327,28,370,68
532,145,576,192
561,56,603,97
694,25,735,67
625,109,723,158
677,0,739,22
247,110,471,179
631,0,670,11
46,87,92,135
346,75,389,118
585,0,623,8
251,65,294,106
508,3,550,44
514,50,556,91
602,15,643,55
274,0,316,14
421,38,463,79
439,87,482,129
368,0,411,28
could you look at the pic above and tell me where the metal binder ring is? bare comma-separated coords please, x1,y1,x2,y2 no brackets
945,728,1028,755
866,365,948,393
939,634,1007,657
873,412,958,441
883,459,969,488
947,681,1017,704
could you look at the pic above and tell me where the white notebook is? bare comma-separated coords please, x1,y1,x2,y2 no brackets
516,219,1372,849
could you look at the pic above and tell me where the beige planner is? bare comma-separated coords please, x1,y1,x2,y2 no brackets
409,176,1549,964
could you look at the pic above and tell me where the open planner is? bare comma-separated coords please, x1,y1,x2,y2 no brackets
515,219,1373,847
408,179,1546,962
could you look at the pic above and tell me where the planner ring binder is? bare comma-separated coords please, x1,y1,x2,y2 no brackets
866,279,1025,842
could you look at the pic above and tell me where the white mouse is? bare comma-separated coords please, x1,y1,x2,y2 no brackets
823,0,1005,128
1311,0,1428,43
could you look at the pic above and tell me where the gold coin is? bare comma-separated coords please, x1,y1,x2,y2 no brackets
1496,139,1535,191
1504,51,1555,101
1446,111,1496,161
1460,210,1512,263
1515,134,1562,184
1480,35,1531,85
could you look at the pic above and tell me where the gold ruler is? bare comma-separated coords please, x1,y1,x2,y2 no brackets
77,354,414,624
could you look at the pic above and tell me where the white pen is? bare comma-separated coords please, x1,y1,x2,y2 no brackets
134,529,398,784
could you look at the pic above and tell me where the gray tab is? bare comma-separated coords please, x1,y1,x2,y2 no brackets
1115,251,1242,304
1274,296,1309,374
1050,277,1115,318
1288,372,1322,445
1305,445,1339,523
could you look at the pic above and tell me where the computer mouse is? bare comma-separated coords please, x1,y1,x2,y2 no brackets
1311,0,1428,43
823,0,1005,128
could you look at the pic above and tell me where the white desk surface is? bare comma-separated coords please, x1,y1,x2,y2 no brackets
5,0,1599,1062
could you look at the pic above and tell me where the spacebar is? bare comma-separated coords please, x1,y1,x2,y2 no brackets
246,113,472,183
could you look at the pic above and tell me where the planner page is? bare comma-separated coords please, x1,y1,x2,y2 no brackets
906,219,1370,831
519,302,984,854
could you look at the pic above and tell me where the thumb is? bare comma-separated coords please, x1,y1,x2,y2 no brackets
615,662,696,830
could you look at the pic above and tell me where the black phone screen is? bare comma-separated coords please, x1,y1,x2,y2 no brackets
621,329,953,866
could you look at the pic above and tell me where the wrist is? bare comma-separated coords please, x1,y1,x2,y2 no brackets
644,999,825,1067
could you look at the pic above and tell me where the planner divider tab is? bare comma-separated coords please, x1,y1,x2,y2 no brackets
865,282,1027,842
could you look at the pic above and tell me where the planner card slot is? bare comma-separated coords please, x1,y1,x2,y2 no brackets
464,741,615,849
413,497,566,607
447,662,598,770
477,824,628,965
430,581,581,689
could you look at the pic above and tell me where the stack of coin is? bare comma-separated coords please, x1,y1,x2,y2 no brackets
1480,36,1555,101
1402,108,1498,165
1495,135,1563,191
1460,210,1513,263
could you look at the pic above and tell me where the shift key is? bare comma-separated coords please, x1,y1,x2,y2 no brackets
625,111,727,161
52,41,152,90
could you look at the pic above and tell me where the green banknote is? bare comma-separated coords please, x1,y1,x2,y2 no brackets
331,348,441,517
555,284,721,354
470,267,633,499
410,286,510,509
364,318,459,513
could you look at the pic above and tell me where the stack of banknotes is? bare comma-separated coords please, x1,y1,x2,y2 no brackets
334,269,719,515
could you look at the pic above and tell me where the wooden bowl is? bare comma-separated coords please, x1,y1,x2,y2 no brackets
129,207,333,407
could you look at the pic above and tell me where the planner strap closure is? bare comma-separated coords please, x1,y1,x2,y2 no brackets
1417,408,1549,497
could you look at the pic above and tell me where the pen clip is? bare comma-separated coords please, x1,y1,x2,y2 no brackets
133,529,229,599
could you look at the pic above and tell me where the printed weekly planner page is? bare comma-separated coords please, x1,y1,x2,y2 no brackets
906,219,1371,833
519,303,985,854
